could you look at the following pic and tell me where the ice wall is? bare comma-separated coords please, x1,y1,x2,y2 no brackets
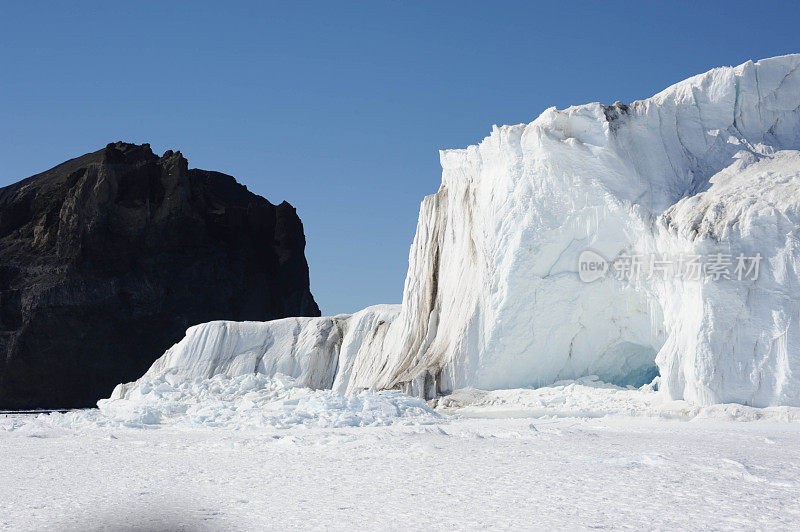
341,54,800,406
109,305,400,401
113,54,800,407
652,151,800,406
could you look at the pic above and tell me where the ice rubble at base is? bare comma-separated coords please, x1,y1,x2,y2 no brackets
45,375,800,430
57,373,437,429
38,375,800,430
434,376,800,423
104,54,800,420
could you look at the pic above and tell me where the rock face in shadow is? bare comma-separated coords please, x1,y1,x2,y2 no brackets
0,142,320,409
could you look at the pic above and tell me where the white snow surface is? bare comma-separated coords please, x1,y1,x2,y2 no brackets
8,375,800,528
3,409,800,530
111,54,800,410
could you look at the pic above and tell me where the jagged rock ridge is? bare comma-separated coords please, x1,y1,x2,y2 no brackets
0,142,319,409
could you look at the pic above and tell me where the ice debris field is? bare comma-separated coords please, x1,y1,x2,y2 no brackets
15,373,800,432
3,383,800,530
4,54,800,530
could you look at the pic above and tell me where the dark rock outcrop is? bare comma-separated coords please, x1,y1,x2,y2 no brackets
0,142,320,409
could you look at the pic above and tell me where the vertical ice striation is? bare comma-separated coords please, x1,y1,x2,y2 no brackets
340,54,800,406
112,54,800,408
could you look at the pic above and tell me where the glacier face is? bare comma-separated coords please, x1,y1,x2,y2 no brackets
653,151,800,406
113,54,800,408
109,305,401,401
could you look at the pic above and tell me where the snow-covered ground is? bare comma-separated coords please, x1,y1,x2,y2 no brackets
3,379,800,530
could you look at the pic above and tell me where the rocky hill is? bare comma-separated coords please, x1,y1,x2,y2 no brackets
0,142,319,409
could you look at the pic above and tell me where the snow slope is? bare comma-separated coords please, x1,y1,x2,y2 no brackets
112,54,800,409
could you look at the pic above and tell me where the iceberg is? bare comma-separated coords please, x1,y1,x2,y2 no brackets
111,54,800,408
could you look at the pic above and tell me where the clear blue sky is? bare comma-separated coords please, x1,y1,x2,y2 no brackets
2,1,798,315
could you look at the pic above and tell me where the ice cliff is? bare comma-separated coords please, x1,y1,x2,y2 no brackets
111,54,800,408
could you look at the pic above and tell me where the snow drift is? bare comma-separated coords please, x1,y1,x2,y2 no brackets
111,54,800,409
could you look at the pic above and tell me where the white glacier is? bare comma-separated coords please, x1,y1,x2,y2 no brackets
108,53,800,411
652,150,800,406
109,305,401,401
